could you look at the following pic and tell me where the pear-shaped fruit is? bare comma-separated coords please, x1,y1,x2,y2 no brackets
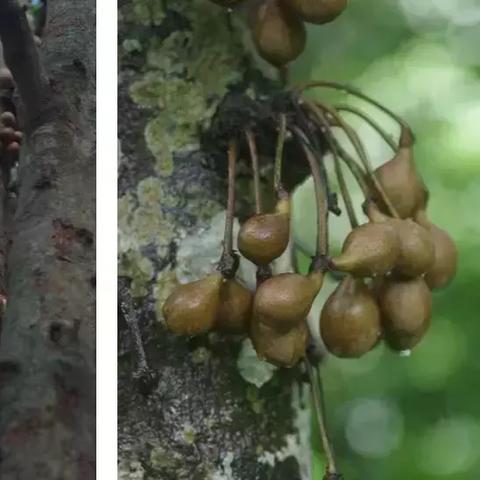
320,276,382,358
390,218,434,278
378,277,432,351
284,0,348,24
415,210,457,289
253,270,323,331
331,222,400,277
238,196,290,266
251,319,309,367
373,126,426,218
162,273,223,335
253,0,306,67
215,279,253,333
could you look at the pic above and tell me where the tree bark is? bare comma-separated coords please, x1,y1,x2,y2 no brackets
118,1,311,479
0,1,96,479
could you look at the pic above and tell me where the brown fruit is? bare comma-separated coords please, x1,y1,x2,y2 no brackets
162,273,223,335
331,222,400,277
415,210,458,289
0,112,16,128
215,279,253,333
253,270,323,331
391,218,435,278
238,197,290,266
251,319,309,367
284,0,348,24
373,126,427,218
320,276,382,358
253,0,306,67
378,277,432,351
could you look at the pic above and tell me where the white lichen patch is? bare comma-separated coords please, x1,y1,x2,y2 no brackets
191,346,211,364
236,339,277,388
258,382,311,480
209,452,236,480
118,459,145,480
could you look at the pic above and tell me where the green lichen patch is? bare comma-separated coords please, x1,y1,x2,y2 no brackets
128,0,245,177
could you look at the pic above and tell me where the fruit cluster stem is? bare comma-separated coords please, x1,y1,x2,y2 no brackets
292,126,329,259
316,101,400,219
335,104,397,152
218,139,240,278
306,358,339,478
245,129,263,214
304,102,359,229
296,80,407,130
274,113,287,196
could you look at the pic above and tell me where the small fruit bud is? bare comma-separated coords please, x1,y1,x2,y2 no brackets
251,319,309,367
320,276,382,358
415,210,457,290
253,270,323,331
331,222,400,277
378,277,432,351
284,0,348,25
162,273,223,335
238,196,290,266
215,279,253,333
253,0,306,67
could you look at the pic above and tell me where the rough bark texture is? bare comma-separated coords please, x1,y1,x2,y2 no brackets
118,1,311,479
0,1,96,479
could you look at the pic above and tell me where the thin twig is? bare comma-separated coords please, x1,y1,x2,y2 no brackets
245,129,263,214
315,101,399,219
295,80,407,130
274,114,287,195
304,102,359,228
291,126,329,258
335,104,397,152
306,358,339,477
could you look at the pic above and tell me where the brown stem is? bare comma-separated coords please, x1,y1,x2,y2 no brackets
291,126,329,259
279,65,289,88
274,113,287,196
296,80,408,130
304,102,359,228
218,139,239,278
315,101,399,218
245,129,263,214
335,104,397,151
306,358,339,477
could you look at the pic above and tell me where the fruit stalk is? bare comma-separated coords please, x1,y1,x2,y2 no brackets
274,113,287,195
219,139,240,278
306,358,339,477
245,129,263,214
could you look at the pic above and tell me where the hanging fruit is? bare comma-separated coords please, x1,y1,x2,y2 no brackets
215,279,253,333
284,0,348,25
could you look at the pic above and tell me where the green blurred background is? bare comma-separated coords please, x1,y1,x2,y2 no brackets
287,0,480,478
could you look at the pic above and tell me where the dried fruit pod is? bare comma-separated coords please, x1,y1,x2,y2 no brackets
415,210,458,290
253,270,323,331
373,126,427,218
251,319,309,367
320,276,382,358
162,273,223,335
238,196,290,266
331,222,400,277
378,277,432,351
253,0,306,67
215,279,253,333
284,0,348,24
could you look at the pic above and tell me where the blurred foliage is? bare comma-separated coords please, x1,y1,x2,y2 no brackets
289,0,480,478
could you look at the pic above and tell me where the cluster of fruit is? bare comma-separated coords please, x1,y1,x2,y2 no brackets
162,82,457,369
322,124,457,358
212,0,348,67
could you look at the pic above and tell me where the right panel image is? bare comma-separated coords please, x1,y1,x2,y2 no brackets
118,1,477,479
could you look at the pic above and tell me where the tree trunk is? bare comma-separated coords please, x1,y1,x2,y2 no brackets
0,1,96,479
118,1,311,479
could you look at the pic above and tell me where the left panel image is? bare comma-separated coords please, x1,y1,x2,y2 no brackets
0,1,95,478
